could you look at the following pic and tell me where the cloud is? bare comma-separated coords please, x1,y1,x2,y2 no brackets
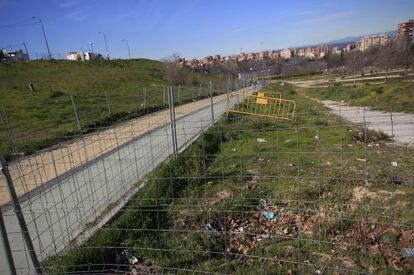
51,0,79,8
61,9,88,21
297,12,351,24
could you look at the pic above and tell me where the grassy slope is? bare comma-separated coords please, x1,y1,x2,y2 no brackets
0,60,220,159
303,80,414,113
45,83,414,274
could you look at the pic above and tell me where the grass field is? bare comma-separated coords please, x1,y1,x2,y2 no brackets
44,83,414,274
303,80,414,113
0,59,222,160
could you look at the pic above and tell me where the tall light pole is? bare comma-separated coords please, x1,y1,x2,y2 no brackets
122,39,131,59
98,32,109,60
89,42,94,53
32,16,52,60
22,42,29,60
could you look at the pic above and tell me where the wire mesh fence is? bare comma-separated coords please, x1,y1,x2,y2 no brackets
1,81,414,274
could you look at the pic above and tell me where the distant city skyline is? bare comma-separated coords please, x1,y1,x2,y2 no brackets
1,0,413,60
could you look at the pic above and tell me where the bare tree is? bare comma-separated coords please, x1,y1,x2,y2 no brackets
345,50,365,85
162,53,186,85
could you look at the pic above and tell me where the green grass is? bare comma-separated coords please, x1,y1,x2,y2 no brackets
303,80,414,113
43,83,414,274
0,59,222,160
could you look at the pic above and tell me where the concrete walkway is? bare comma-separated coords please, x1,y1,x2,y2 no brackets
321,100,414,146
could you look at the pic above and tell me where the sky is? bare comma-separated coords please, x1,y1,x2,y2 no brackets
1,0,413,60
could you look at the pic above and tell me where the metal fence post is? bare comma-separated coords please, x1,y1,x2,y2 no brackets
178,84,181,103
104,91,112,116
0,105,18,157
163,86,166,106
70,95,82,132
0,206,17,275
143,88,147,112
0,154,42,274
167,86,177,159
172,87,178,154
209,81,215,124
191,84,195,101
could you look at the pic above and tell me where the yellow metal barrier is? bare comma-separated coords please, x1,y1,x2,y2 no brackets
226,90,296,122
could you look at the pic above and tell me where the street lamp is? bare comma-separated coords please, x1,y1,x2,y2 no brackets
98,31,109,60
122,39,131,59
89,42,94,53
32,16,52,60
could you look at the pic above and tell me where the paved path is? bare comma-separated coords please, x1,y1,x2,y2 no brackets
0,86,256,275
0,94,229,205
287,72,414,88
321,100,414,146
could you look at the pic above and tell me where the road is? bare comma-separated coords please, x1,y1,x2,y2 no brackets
0,86,256,275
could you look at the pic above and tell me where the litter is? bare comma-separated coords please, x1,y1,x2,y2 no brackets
314,135,319,140
401,248,414,257
258,199,267,208
262,211,277,220
285,139,291,143
204,223,220,236
356,158,366,162
256,233,270,241
256,138,266,143
232,148,237,152
120,249,138,265
391,161,398,167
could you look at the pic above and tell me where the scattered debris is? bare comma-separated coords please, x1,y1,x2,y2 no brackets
356,158,366,162
285,139,291,143
203,223,220,236
262,211,277,220
118,249,138,265
258,199,267,208
256,138,266,143
232,148,237,152
28,82,35,92
390,177,405,185
391,161,398,167
129,258,158,275
401,248,414,257
351,129,391,144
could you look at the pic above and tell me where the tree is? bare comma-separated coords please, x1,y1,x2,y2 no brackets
162,53,186,85
345,50,365,85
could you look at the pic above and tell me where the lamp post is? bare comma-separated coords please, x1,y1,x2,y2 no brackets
32,16,51,60
22,42,29,60
89,42,94,53
122,39,131,59
98,32,109,60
